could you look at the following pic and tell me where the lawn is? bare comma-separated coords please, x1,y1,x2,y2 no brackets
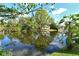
48,47,79,56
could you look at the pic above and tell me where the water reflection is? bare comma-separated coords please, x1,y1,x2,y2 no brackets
0,32,67,56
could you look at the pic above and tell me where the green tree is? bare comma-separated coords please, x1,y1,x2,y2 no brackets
59,14,79,49
0,3,58,53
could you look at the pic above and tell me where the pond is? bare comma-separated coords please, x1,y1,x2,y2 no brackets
0,33,67,56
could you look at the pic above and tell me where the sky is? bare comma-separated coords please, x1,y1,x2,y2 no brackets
2,3,79,22
52,3,79,22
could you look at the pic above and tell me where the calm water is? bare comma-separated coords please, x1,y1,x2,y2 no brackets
0,33,67,56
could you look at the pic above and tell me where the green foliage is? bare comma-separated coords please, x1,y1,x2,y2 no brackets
50,23,58,30
0,50,12,56
60,13,79,49
66,36,72,49
0,47,12,56
0,34,4,39
35,9,52,26
0,3,58,52
75,38,79,44
4,22,21,39
34,35,52,51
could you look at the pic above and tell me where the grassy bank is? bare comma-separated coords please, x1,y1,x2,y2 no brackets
48,48,79,56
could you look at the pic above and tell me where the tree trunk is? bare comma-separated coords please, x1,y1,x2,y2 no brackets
66,23,73,50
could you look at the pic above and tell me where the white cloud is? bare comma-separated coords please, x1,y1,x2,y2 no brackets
50,6,54,9
52,8,67,15
0,17,3,19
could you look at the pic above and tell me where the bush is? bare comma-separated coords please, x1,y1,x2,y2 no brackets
0,47,12,56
